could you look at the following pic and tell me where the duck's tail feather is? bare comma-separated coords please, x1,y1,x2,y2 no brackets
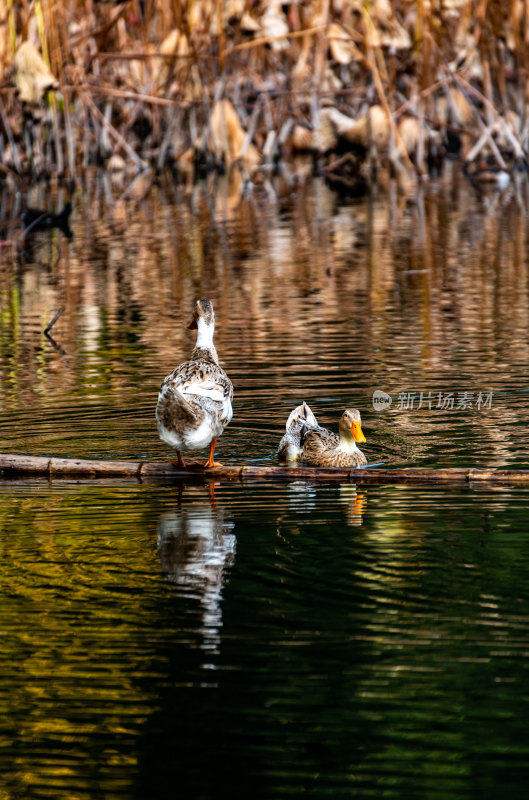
284,401,318,432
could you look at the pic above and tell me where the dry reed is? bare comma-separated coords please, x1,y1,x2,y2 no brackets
0,0,527,188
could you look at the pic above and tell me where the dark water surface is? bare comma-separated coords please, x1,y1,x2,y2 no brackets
1,170,529,797
1,479,529,799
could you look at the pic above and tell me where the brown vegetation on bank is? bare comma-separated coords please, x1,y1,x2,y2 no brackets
0,0,528,189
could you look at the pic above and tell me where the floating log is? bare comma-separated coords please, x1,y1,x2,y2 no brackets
1,453,529,485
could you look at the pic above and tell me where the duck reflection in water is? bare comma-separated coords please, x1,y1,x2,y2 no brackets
157,483,235,656
339,485,367,526
284,482,367,526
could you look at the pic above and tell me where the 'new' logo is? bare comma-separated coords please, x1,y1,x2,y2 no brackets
372,390,392,411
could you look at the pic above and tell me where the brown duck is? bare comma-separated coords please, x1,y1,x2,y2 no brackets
156,299,233,468
278,403,367,468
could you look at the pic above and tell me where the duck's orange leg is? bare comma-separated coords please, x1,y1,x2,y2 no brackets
203,437,223,468
171,451,186,469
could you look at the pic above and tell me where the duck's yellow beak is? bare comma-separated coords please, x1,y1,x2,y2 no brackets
187,316,198,330
351,420,366,443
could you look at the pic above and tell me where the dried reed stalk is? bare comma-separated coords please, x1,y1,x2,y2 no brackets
363,11,414,174
0,102,22,173
82,91,149,170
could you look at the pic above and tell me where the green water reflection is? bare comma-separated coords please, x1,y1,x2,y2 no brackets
0,480,528,799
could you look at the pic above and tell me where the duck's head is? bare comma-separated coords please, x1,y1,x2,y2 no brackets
187,299,215,331
339,409,366,444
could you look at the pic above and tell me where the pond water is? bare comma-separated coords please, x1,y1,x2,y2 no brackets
0,167,529,798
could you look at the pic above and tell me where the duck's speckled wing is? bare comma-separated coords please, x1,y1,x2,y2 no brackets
161,359,233,423
300,425,340,466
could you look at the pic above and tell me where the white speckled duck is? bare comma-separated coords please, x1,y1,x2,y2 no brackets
156,299,233,468
278,403,367,468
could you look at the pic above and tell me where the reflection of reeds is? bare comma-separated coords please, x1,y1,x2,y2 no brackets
1,170,529,466
1,1,528,182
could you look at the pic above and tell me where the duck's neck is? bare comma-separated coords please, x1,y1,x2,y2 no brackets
338,427,360,454
191,320,218,364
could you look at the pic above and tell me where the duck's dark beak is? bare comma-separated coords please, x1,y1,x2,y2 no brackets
187,316,198,330
351,420,366,443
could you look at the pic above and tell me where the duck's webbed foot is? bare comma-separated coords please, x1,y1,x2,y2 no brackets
203,438,222,469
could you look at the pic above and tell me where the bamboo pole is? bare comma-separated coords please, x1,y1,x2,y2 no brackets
1,454,529,485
